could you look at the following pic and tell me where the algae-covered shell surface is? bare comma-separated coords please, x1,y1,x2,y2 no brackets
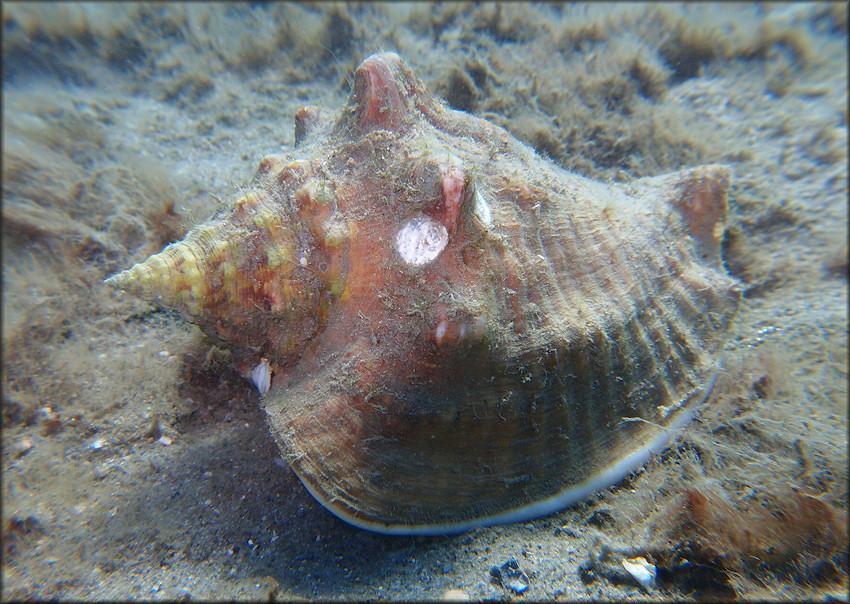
106,52,741,534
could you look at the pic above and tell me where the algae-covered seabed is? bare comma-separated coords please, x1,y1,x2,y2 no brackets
2,3,847,601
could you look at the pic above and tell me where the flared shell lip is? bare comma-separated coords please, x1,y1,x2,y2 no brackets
290,367,724,536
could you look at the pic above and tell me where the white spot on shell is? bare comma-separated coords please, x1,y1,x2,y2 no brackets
252,358,272,395
396,217,448,266
434,319,449,345
473,190,493,227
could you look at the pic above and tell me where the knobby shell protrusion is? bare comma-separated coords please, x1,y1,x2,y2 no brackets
294,105,321,146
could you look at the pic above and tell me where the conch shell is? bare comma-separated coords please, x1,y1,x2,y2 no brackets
107,53,741,534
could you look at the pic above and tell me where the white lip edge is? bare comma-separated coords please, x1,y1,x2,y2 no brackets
292,367,723,536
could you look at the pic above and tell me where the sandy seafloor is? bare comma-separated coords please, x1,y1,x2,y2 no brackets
2,2,847,601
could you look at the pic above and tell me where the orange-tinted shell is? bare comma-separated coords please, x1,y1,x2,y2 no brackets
107,53,741,534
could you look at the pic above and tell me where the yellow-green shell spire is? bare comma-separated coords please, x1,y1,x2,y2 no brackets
105,182,338,367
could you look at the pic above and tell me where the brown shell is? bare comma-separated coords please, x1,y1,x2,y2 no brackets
106,53,741,534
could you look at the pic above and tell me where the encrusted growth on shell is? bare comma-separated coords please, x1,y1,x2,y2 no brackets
106,52,741,535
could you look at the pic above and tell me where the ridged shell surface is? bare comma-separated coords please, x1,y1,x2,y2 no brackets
106,53,741,534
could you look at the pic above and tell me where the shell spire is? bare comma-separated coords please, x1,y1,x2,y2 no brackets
104,179,340,368
105,224,243,319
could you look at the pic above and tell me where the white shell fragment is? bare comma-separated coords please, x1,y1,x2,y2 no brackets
395,216,448,266
473,190,493,228
621,556,657,593
252,357,272,395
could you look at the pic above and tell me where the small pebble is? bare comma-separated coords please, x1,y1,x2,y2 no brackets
158,435,172,446
490,558,530,595
442,588,470,600
554,525,579,537
15,438,34,457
